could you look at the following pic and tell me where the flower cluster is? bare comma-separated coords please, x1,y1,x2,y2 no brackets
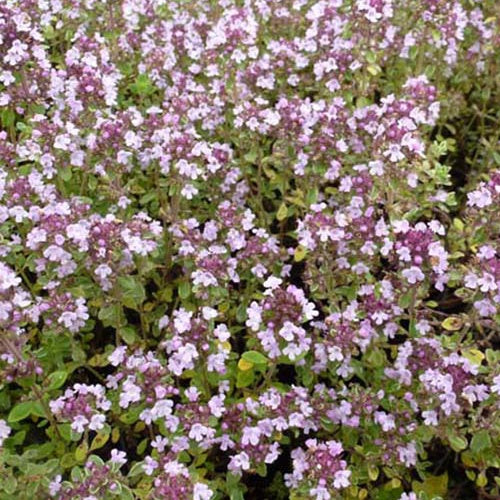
49,384,110,434
0,0,499,499
285,439,351,499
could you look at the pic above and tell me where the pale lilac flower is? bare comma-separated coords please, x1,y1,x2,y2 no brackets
49,475,62,496
193,483,213,500
228,452,251,474
110,449,127,467
492,375,500,395
143,456,159,475
422,410,438,426
399,494,418,500
0,419,11,447
119,378,141,408
402,266,425,284
109,346,127,366
333,469,351,489
71,415,89,433
89,414,106,431
241,426,261,446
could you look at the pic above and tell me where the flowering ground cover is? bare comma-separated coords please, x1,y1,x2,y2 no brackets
0,0,499,499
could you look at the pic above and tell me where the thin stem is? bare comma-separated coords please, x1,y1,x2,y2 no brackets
0,337,62,440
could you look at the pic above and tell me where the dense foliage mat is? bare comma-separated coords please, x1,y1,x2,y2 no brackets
0,0,499,499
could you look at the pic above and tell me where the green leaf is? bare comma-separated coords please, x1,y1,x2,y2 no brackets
470,430,492,454
236,369,255,388
178,281,191,300
255,462,267,477
337,285,357,301
476,472,488,488
128,461,145,477
409,46,419,60
88,454,104,466
294,246,307,262
368,464,379,481
58,423,72,442
71,466,84,482
242,351,268,365
366,51,377,64
136,438,148,455
227,473,246,500
130,74,154,95
366,348,385,367
372,484,404,500
8,430,26,446
119,326,137,345
276,203,288,221
90,431,110,451
301,368,314,386
60,167,72,182
486,349,497,365
448,433,468,452
453,218,464,231
1,109,16,129
306,187,318,206
244,150,258,164
238,358,254,371
98,304,123,328
8,402,34,423
441,316,463,331
75,441,89,462
47,370,68,390
120,486,135,500
60,452,77,469
30,401,46,418
229,489,245,500
140,192,158,205
235,303,247,323
412,472,448,499
367,64,382,76
117,276,146,310
2,475,17,495
462,349,484,366
398,291,412,309
119,407,141,425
